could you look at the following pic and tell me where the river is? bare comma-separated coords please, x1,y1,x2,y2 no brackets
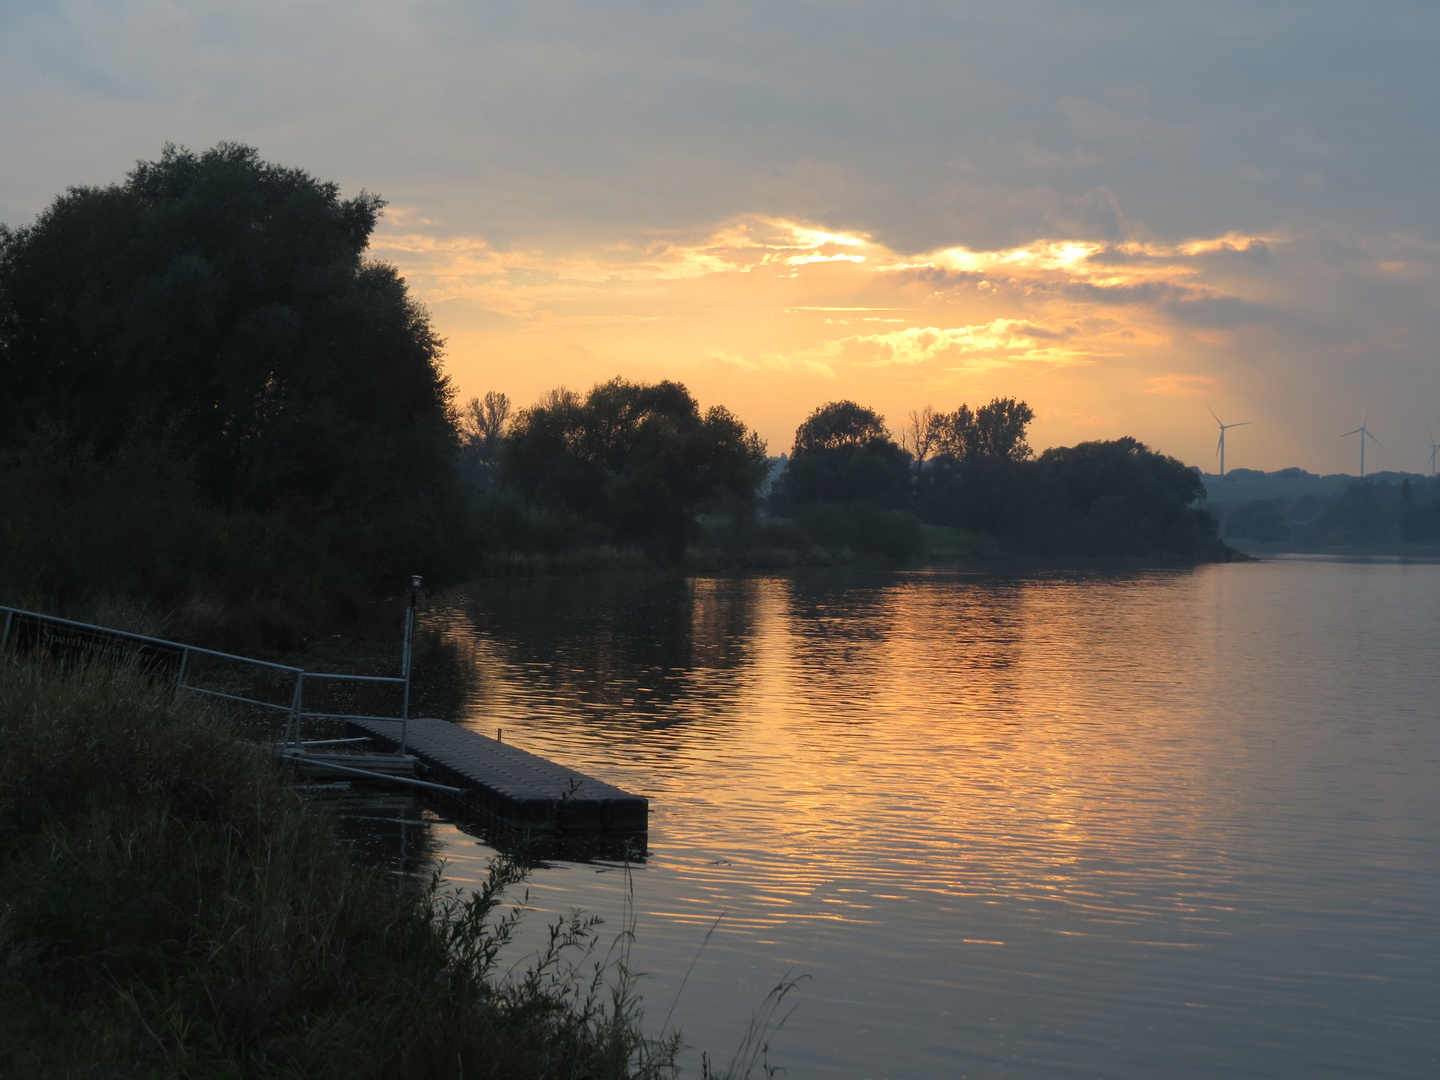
397,558,1440,1079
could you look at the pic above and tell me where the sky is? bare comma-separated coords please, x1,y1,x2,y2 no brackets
3,1,1439,474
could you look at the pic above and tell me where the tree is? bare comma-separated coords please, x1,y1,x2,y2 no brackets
793,400,893,455
459,391,511,462
1225,499,1290,543
915,429,1230,560
779,401,912,508
972,397,1035,460
1306,479,1398,544
928,397,1035,461
1036,437,1223,558
0,143,455,523
899,406,939,462
499,378,768,560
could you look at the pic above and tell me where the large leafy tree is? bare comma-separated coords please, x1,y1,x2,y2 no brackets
0,143,455,518
1036,437,1223,557
778,400,912,509
928,397,1035,462
500,378,769,559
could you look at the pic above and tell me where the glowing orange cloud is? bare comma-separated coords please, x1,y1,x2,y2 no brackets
369,215,1299,466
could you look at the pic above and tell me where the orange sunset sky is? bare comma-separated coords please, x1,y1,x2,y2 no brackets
5,2,1439,473
373,210,1437,472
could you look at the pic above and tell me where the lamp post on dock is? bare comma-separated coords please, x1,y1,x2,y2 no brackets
400,574,421,756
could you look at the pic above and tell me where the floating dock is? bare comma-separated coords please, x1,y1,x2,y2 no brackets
347,718,648,834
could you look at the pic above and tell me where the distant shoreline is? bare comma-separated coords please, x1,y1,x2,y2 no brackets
463,545,1248,580
1224,540,1440,561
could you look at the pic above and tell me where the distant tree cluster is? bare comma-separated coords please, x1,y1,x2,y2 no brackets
902,398,1035,463
1224,500,1291,543
1402,479,1440,541
777,400,913,509
497,379,768,560
1216,477,1440,547
767,396,1227,561
470,388,1229,562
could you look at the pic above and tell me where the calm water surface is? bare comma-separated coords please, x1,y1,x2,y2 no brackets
411,560,1439,1079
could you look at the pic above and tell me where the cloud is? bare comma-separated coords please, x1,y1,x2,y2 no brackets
8,1,1440,470
1011,140,1100,171
1145,374,1216,398
709,351,836,378
1060,97,1179,145
545,314,672,326
1161,294,1270,328
815,320,1090,372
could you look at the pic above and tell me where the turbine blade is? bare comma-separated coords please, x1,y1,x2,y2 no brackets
1367,430,1384,449
1206,403,1221,425
1230,421,1254,428
1339,428,1363,438
1215,434,1223,457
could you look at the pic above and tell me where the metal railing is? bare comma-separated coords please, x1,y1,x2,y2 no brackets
1,600,416,754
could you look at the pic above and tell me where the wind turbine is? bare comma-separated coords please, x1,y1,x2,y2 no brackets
1207,405,1253,477
1428,424,1439,478
1339,415,1383,477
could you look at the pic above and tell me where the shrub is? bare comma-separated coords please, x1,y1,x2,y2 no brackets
0,658,679,1079
794,503,926,562
1224,499,1290,543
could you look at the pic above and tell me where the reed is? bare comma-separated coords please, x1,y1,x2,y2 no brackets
0,657,679,1079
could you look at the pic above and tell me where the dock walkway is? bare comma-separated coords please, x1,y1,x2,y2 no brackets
348,718,648,834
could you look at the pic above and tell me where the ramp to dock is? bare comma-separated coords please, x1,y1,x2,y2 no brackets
348,718,648,834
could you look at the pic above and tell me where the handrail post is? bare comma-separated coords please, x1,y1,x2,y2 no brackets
400,574,421,756
175,646,190,691
1,608,12,652
286,672,304,747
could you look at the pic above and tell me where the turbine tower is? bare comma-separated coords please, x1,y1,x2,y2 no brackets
1340,416,1383,477
1207,405,1253,477
1428,425,1439,478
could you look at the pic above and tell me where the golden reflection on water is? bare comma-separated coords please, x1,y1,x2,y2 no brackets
431,570,1252,934
420,563,1440,1078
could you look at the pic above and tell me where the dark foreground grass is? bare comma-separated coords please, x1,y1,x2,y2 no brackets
0,658,680,1079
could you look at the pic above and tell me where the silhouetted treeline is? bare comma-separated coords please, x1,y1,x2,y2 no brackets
491,380,768,561
1215,473,1440,547
467,392,1230,565
758,398,1228,562
2,146,1235,646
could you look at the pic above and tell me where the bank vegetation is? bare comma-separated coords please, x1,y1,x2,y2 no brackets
0,658,679,1079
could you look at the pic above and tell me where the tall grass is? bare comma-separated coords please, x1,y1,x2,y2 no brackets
0,658,680,1079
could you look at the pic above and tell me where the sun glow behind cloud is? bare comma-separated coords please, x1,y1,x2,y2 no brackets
370,214,1437,469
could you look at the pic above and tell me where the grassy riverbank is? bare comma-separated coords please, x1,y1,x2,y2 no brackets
0,658,678,1080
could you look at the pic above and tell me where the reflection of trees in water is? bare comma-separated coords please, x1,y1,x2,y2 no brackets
428,575,760,747
778,571,903,715
776,570,1189,734
777,570,1036,721
408,625,484,721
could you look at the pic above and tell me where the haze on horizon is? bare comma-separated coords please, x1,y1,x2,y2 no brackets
4,1,1438,475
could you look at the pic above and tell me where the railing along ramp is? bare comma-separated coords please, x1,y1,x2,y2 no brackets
0,580,648,837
